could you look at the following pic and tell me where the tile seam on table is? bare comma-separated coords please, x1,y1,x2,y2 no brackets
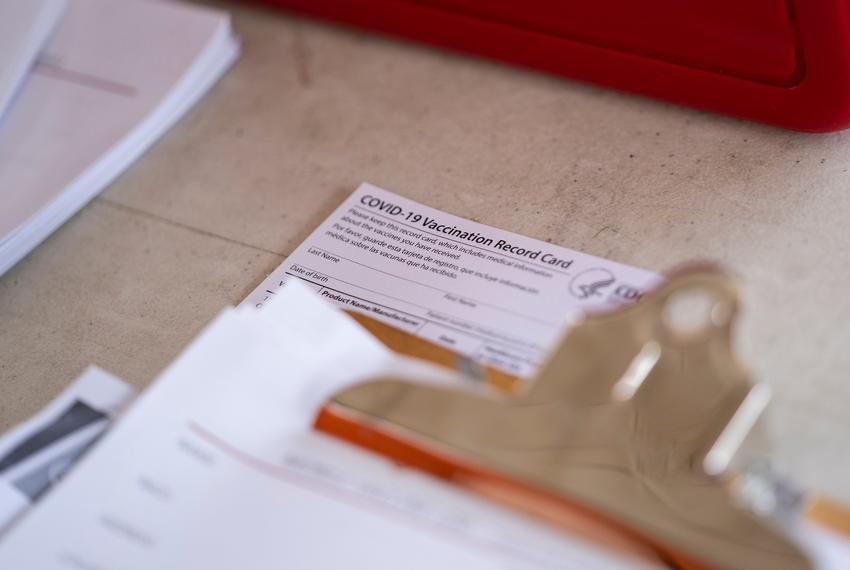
94,197,286,258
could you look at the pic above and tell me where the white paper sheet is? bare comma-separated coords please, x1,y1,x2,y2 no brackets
0,366,133,534
0,0,65,122
0,283,661,570
243,183,660,376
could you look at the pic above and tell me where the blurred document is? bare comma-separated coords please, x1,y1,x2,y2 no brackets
0,0,65,121
0,0,238,276
0,283,659,570
243,183,659,377
0,366,133,534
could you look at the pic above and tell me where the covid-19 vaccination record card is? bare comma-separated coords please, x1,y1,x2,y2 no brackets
244,182,659,377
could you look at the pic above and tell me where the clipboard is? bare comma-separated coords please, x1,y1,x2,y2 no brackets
317,264,849,569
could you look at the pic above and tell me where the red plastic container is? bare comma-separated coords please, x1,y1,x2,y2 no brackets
253,0,850,132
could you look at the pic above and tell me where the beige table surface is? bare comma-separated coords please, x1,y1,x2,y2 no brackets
1,1,849,503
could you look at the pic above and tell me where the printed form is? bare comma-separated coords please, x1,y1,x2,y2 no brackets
244,183,659,376
0,284,659,570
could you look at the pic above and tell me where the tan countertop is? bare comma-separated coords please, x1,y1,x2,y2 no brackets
1,1,848,502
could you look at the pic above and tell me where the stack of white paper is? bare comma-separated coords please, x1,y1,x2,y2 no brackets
0,0,239,276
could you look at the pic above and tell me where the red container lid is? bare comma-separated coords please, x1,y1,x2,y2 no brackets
254,0,850,131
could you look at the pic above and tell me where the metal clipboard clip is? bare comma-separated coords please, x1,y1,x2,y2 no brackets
315,264,848,569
